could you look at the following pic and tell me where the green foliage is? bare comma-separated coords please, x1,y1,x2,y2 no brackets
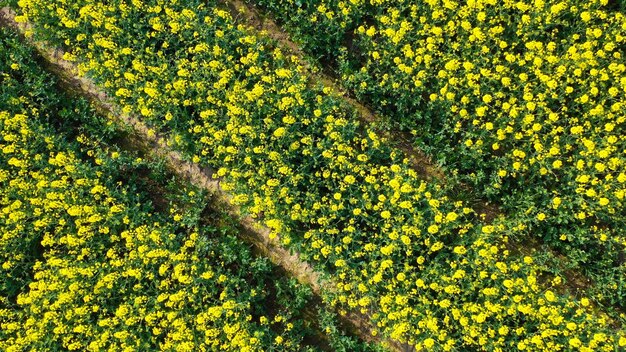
248,0,626,310
10,0,626,349
0,25,370,351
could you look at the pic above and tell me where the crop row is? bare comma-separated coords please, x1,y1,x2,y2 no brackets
10,0,626,350
0,26,372,351
245,0,626,309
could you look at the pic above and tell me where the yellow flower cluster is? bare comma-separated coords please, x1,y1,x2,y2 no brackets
15,0,626,349
251,0,626,312
0,108,299,352
0,31,339,351
345,0,626,237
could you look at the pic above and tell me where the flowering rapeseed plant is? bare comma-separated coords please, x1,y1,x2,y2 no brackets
0,29,373,351
13,1,626,349
249,0,626,310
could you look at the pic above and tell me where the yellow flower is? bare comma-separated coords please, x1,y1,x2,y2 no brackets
453,246,466,255
423,338,435,348
273,127,286,138
569,338,582,348
431,241,444,251
498,326,509,336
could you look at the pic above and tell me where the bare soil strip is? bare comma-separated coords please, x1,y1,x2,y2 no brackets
0,7,403,350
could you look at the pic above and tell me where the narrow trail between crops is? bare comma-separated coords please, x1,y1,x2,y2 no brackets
0,7,406,351
217,0,614,303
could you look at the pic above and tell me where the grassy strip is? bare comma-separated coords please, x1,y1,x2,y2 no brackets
8,1,626,350
0,24,377,351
